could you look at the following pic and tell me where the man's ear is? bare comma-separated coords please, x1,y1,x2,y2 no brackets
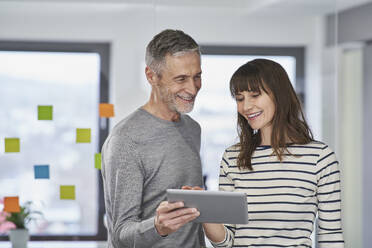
145,66,158,86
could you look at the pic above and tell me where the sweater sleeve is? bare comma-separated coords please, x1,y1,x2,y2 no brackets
316,145,345,247
102,134,163,248
209,151,236,248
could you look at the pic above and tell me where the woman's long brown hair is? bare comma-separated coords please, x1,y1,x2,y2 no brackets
230,59,313,170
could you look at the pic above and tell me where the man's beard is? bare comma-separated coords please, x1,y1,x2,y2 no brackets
158,84,195,114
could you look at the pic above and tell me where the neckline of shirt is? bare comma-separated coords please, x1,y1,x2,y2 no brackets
257,143,296,149
138,107,185,127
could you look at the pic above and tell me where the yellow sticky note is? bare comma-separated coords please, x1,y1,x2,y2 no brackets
76,128,91,143
95,153,101,170
60,185,75,200
38,105,53,120
99,103,114,118
4,138,20,153
3,196,21,213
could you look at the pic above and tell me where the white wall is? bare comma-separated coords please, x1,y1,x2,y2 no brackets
339,48,363,247
0,2,327,139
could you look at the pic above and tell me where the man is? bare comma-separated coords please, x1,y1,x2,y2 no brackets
101,29,205,248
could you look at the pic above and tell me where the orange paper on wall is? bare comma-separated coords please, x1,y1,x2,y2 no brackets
3,196,21,213
99,103,114,118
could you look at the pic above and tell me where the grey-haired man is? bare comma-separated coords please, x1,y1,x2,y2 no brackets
101,29,206,248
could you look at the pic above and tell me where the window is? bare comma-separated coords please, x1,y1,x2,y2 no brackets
0,42,109,240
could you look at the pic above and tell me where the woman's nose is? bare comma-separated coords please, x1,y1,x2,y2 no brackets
243,99,253,112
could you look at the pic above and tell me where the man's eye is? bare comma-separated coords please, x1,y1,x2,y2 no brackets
235,98,243,102
176,77,186,82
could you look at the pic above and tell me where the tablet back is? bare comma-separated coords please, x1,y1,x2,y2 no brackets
166,189,248,224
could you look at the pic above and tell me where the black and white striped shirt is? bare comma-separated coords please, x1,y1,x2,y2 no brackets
210,141,344,248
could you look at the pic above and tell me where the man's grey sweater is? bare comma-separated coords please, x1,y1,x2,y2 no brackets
101,108,205,248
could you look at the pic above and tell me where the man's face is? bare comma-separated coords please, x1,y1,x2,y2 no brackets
154,52,202,114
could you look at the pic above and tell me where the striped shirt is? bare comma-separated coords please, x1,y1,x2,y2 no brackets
210,141,344,248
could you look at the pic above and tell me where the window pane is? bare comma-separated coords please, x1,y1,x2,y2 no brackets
0,51,100,235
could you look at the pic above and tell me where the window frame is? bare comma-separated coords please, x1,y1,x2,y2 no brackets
0,41,110,241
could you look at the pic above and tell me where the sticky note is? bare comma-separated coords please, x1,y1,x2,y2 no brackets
3,197,20,213
99,103,114,118
4,138,20,153
38,105,53,120
34,165,50,179
95,153,101,170
76,128,91,143
60,185,75,200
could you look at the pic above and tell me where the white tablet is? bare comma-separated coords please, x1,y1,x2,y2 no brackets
166,189,248,224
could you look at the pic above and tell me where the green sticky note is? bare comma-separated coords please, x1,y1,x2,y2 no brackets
60,185,75,200
95,153,101,170
38,105,53,120
76,128,91,143
5,138,20,153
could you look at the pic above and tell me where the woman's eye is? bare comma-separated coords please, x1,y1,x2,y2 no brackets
236,98,243,102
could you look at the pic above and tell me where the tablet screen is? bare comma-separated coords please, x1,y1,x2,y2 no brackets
166,189,248,224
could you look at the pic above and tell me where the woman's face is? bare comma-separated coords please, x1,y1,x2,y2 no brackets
235,88,275,137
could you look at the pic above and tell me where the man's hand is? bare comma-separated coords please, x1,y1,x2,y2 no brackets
154,201,200,236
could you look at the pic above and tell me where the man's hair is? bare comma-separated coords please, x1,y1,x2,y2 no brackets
145,29,200,76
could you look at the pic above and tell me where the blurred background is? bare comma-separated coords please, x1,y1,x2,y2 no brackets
0,0,371,247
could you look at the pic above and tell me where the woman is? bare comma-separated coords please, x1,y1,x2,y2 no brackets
203,59,344,247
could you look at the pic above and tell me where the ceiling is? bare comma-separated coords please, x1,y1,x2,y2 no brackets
0,0,371,16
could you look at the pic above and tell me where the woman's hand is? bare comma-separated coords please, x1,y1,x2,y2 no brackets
181,185,204,190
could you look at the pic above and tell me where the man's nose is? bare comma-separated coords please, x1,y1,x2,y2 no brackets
185,80,199,95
